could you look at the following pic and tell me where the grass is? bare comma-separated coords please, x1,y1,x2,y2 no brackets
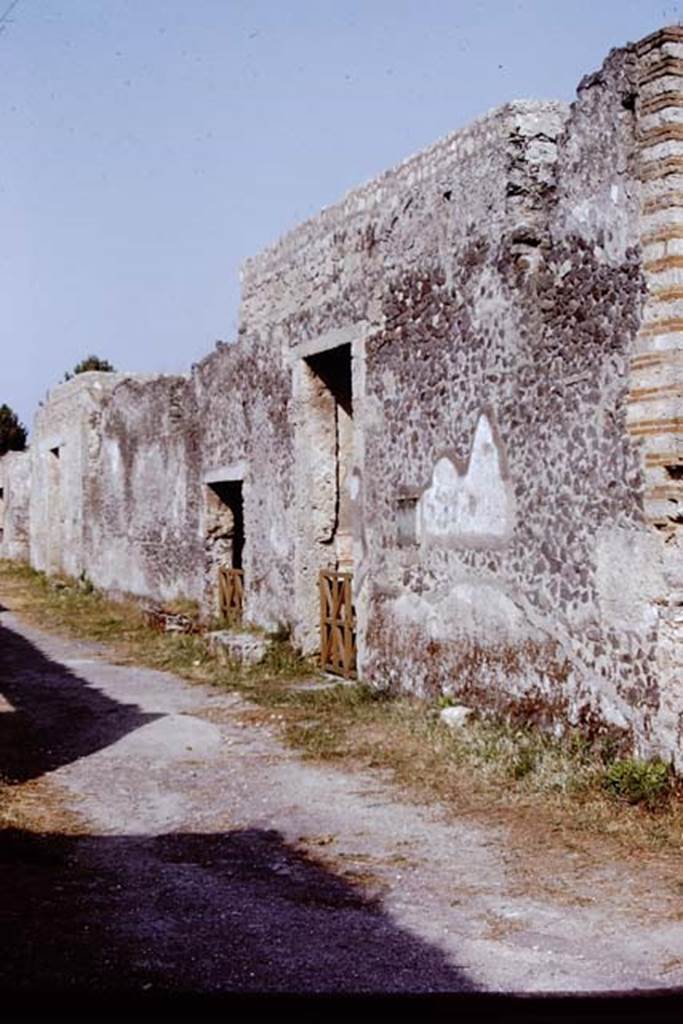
603,757,672,808
1,558,682,868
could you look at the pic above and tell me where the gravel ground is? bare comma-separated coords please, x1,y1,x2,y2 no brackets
1,608,682,1000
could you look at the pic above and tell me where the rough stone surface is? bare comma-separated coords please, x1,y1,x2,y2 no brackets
440,706,474,730
0,450,30,562
2,26,682,769
206,630,270,666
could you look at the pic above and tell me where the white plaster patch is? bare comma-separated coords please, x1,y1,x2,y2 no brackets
417,413,514,547
392,581,529,643
595,527,667,633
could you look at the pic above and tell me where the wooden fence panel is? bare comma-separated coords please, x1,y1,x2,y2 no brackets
319,570,356,678
218,567,244,622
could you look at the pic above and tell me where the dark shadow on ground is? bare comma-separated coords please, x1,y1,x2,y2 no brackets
0,620,160,782
0,825,476,995
1,827,682,1023
1,617,682,1015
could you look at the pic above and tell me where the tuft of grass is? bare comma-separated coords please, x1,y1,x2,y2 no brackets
603,758,671,808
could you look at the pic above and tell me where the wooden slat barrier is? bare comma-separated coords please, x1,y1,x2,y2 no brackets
218,567,244,622
319,570,356,678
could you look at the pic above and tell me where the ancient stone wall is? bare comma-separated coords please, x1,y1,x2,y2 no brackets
83,373,202,604
191,341,294,632
240,101,570,655
24,372,202,606
11,25,683,769
629,27,683,765
0,450,31,562
237,38,682,766
28,373,126,578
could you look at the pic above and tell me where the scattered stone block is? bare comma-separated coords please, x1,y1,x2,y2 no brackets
144,607,199,634
207,630,270,666
439,705,473,730
289,677,348,692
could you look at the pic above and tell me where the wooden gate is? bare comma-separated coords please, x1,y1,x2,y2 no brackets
218,567,244,622
319,570,356,678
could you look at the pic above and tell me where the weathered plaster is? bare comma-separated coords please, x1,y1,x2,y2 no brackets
0,450,31,562
416,413,515,548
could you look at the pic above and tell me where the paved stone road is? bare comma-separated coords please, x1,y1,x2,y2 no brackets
1,608,682,998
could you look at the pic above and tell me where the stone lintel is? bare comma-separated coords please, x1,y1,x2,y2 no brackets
203,463,246,484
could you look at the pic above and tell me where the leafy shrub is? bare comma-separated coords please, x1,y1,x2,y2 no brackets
64,355,115,381
603,758,671,807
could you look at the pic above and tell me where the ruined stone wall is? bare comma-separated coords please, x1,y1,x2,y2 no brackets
359,65,649,756
241,101,571,655
191,340,294,632
26,372,203,607
28,373,126,578
12,25,682,768
0,450,31,562
83,374,202,604
239,40,682,766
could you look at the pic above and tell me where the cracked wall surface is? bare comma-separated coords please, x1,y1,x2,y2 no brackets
2,25,681,769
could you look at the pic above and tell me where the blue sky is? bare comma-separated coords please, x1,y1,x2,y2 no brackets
2,0,681,431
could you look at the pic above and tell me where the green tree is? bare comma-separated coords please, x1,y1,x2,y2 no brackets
64,354,116,381
0,404,27,456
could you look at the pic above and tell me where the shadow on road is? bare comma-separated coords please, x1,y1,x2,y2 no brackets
2,615,682,1015
0,824,476,995
0,619,161,782
0,616,476,995
2,823,682,1019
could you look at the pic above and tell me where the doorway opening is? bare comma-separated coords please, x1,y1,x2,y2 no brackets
205,480,244,621
304,343,354,573
298,342,356,673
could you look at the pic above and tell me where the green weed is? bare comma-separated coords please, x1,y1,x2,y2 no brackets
603,758,671,808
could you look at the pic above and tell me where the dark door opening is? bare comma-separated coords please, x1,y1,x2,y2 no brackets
305,343,352,419
207,480,244,570
206,480,244,621
302,343,357,674
304,343,353,573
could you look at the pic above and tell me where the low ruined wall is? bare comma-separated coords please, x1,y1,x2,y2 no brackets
27,372,204,607
29,374,122,578
0,450,31,562
83,374,203,605
192,340,295,632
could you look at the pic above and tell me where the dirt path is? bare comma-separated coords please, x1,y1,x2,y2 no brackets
1,607,682,997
